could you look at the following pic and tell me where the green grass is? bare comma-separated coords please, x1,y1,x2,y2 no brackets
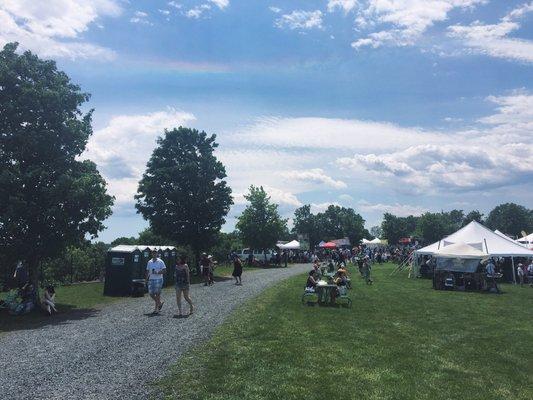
0,282,120,334
157,262,533,400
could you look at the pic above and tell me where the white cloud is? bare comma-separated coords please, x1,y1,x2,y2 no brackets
159,9,171,15
230,116,447,152
269,6,282,14
357,200,427,217
130,10,152,25
351,0,485,49
448,2,533,63
282,169,347,189
328,0,358,13
336,90,533,194
208,0,229,9
167,1,182,9
185,4,211,19
85,109,196,207
275,10,323,30
0,0,120,60
339,194,354,202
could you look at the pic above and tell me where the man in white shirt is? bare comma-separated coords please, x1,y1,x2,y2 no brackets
145,250,166,313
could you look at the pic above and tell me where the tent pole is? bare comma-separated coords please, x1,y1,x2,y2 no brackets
511,257,516,285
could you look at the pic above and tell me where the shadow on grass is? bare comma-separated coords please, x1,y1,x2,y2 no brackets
0,304,99,335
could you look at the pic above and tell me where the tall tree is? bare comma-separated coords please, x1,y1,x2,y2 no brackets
135,127,232,273
236,186,287,255
0,43,113,287
485,203,533,237
292,205,321,248
381,213,418,244
370,225,383,239
319,205,369,245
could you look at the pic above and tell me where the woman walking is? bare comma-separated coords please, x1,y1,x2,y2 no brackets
175,255,193,317
232,254,243,285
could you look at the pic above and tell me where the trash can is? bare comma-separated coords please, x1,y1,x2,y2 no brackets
131,279,146,297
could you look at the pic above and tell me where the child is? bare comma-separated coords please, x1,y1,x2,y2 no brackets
42,285,57,315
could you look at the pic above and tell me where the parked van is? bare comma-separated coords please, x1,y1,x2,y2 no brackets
235,248,275,262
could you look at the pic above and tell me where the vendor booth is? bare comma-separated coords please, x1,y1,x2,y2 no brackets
432,243,489,291
414,221,532,284
104,245,177,296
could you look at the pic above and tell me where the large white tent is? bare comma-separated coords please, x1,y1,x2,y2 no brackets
277,240,300,250
417,221,532,257
433,242,488,259
416,221,532,283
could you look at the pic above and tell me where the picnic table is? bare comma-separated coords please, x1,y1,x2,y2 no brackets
315,283,338,305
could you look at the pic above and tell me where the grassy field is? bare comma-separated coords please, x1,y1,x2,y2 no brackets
158,262,533,400
0,282,121,334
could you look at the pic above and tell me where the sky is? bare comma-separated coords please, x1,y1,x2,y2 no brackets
1,0,532,242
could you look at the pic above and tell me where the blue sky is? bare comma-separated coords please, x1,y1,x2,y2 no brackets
1,0,532,242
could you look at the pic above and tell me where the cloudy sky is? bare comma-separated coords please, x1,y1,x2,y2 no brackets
1,0,532,242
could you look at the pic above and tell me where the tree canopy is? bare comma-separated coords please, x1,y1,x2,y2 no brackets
0,43,113,284
292,204,368,247
135,127,232,269
236,186,288,251
485,203,533,237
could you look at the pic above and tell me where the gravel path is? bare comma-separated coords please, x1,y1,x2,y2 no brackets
0,264,310,400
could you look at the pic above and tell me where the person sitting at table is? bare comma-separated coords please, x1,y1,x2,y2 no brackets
313,260,320,275
327,260,335,273
305,270,317,292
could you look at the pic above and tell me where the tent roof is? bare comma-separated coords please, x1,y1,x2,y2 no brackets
416,221,532,257
370,238,382,244
518,232,533,243
277,240,300,249
110,245,176,253
434,242,488,259
361,238,371,244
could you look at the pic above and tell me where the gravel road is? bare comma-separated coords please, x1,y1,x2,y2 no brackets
0,264,310,400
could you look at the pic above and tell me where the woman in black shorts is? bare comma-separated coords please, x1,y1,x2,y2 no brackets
232,254,243,285
175,255,193,317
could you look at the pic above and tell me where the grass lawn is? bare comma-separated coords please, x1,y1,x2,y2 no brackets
157,262,533,400
0,282,120,334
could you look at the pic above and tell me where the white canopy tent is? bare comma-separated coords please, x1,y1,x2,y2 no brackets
361,238,371,244
518,233,533,249
416,221,533,283
433,242,488,259
277,240,301,250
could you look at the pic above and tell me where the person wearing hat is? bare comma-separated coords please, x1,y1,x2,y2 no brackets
517,263,524,287
200,253,213,286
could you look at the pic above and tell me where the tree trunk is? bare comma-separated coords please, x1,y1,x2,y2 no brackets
193,247,201,276
27,254,41,306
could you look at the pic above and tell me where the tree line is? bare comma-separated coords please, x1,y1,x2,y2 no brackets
378,204,533,245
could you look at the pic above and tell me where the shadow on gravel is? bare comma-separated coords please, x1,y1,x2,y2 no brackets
0,305,99,336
